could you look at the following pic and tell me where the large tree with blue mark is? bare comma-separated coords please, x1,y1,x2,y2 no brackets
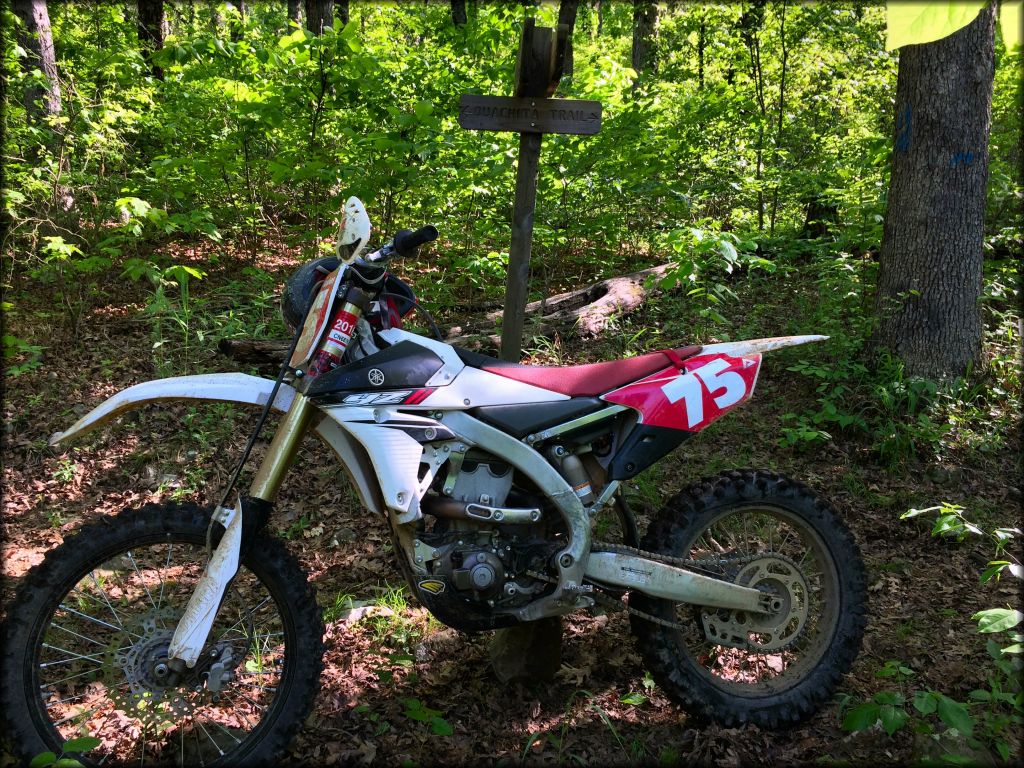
873,2,1015,379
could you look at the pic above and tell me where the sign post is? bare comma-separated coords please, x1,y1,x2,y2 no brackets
458,18,601,361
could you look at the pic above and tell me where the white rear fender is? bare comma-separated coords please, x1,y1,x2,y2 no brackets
48,373,385,515
699,335,828,357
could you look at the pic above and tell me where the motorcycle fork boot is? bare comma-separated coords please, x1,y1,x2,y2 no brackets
168,395,315,670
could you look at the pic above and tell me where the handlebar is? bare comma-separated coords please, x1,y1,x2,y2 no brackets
394,225,439,257
363,225,438,265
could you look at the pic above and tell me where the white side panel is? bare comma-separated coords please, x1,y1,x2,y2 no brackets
420,365,569,408
312,417,384,515
49,373,296,447
328,418,425,523
700,335,828,357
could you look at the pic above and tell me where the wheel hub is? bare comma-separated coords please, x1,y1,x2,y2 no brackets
700,554,809,652
103,608,196,728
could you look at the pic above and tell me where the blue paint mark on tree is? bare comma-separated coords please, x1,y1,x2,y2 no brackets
950,151,975,167
895,103,912,153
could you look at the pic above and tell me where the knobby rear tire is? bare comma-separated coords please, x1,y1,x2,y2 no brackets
629,469,866,729
0,503,324,766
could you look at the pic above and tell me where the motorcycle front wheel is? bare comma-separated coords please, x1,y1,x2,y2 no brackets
1,503,324,766
629,469,866,729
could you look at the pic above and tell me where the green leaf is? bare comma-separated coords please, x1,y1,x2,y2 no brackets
879,704,909,736
842,702,880,732
913,691,938,715
430,716,453,736
620,692,648,706
1000,1,1022,50
936,694,974,737
414,100,433,120
972,608,1023,633
29,752,57,768
886,2,988,50
997,739,1011,762
61,737,101,753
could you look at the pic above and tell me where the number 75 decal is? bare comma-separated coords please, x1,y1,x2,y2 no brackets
604,353,762,432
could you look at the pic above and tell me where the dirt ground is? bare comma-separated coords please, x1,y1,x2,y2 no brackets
2,244,1020,766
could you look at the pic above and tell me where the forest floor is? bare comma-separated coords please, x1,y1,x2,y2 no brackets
1,238,1021,766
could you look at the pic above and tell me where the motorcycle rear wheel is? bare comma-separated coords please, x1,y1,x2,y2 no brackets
629,469,866,729
1,503,324,766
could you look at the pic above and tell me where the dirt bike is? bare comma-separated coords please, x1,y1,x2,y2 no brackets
1,198,866,766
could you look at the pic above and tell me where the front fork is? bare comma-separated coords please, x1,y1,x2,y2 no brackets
166,394,317,668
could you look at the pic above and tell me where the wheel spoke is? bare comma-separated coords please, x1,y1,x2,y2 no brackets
126,550,158,612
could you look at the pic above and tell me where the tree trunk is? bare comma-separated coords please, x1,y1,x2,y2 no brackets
768,0,788,235
305,0,333,35
740,2,767,231
631,0,658,76
451,0,467,27
557,0,580,77
288,0,302,25
12,0,62,121
335,0,348,27
230,0,245,41
136,0,165,80
697,20,706,90
873,4,996,380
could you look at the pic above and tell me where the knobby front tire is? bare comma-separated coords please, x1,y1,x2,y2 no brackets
1,503,324,766
629,469,866,729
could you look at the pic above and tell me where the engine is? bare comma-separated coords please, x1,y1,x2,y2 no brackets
411,450,565,632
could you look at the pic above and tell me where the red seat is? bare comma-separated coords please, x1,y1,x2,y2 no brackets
480,346,702,397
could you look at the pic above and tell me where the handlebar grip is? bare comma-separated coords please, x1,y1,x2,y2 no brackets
393,225,438,257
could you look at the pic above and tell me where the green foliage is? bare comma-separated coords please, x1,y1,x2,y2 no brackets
402,698,454,737
657,224,771,333
29,736,101,768
841,506,1023,762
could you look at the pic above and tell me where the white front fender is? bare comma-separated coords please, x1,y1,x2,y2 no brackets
49,372,384,514
49,373,297,447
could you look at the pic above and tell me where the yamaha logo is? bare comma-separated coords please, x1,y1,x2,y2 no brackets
368,368,385,386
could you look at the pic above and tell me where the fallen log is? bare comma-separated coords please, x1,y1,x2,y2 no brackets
218,263,673,363
217,337,289,364
445,263,671,346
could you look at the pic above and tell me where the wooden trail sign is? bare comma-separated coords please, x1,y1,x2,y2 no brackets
459,18,602,361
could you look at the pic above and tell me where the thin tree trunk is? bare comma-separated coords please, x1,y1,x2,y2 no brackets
631,0,658,76
557,0,580,77
231,0,245,41
136,0,165,80
451,0,467,26
288,0,302,25
742,7,766,231
873,5,996,379
305,0,333,35
769,0,788,235
12,0,62,121
697,20,706,90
